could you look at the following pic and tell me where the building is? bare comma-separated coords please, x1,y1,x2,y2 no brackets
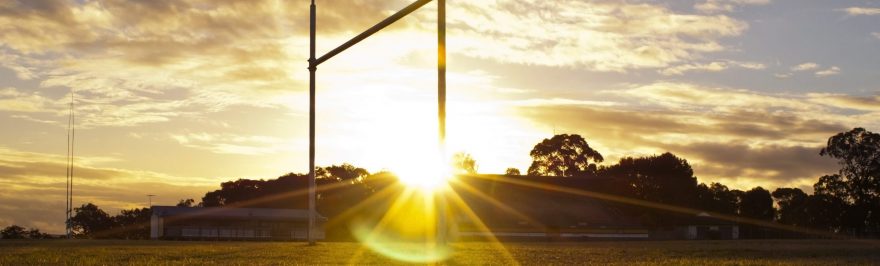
150,206,326,240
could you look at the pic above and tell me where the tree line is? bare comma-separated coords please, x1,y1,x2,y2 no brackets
8,127,875,239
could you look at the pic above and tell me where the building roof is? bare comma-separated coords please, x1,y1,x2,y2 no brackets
151,206,325,221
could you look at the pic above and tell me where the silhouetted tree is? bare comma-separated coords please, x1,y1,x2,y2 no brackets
810,193,847,231
528,134,603,177
112,208,151,239
322,163,370,181
772,188,809,226
71,203,113,238
176,198,197,207
738,187,775,221
505,168,521,176
603,152,699,208
820,128,880,201
1,225,26,239
697,182,738,215
26,228,51,239
818,128,880,234
452,152,478,174
201,173,317,209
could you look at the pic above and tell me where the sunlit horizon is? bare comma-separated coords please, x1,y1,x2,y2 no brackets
1,0,879,237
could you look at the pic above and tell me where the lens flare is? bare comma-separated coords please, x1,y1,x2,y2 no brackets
351,188,453,263
391,150,452,191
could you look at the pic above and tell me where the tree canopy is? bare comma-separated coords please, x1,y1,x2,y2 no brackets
528,134,604,177
603,152,699,208
452,152,478,174
738,187,775,221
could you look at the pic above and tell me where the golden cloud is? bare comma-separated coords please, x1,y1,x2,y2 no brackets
446,1,747,71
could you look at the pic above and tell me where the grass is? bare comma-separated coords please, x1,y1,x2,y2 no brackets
1,239,879,265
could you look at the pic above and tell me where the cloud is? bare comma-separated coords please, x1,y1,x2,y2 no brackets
660,61,765,75
841,7,880,16
873,32,880,40
695,0,771,14
815,66,840,77
788,63,838,77
0,0,426,129
448,1,748,71
667,142,836,183
0,146,216,233
509,98,621,107
510,82,871,190
791,62,819,71
170,132,293,155
774,73,792,79
808,93,880,111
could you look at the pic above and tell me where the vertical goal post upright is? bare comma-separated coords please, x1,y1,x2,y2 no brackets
307,0,447,245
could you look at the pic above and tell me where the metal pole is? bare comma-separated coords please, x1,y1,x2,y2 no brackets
437,0,447,244
65,88,71,239
438,0,446,146
308,0,317,246
306,0,438,245
314,0,433,66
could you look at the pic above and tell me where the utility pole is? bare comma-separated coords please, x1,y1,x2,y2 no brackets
147,194,156,207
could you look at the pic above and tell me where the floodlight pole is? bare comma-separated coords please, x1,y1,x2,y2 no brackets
307,0,443,246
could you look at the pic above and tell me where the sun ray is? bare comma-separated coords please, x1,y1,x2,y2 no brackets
347,187,417,264
84,178,355,239
467,174,853,239
323,181,404,229
444,187,520,265
448,178,547,231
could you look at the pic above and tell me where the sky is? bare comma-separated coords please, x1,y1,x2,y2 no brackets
1,0,879,233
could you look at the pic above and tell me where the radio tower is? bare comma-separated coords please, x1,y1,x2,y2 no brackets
65,87,75,239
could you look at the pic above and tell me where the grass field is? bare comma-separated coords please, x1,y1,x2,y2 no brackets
1,239,879,265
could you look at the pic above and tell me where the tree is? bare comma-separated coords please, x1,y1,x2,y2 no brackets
113,208,152,239
452,152,478,174
1,225,26,239
818,128,880,234
697,182,738,215
70,203,113,238
176,198,197,207
528,134,603,177
772,188,809,225
322,163,370,181
820,128,880,205
602,152,699,208
802,193,846,231
505,168,521,176
26,228,51,239
739,187,775,221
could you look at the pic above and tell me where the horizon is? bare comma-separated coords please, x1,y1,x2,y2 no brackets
1,0,879,235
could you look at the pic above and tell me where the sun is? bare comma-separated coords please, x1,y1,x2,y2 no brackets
391,150,452,192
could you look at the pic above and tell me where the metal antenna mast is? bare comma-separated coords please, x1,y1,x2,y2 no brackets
307,0,446,245
65,87,75,239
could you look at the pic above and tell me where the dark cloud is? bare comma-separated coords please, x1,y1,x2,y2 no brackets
512,96,849,188
664,142,839,182
0,0,75,24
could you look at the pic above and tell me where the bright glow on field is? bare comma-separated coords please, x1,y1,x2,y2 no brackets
391,150,452,191
351,188,453,263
